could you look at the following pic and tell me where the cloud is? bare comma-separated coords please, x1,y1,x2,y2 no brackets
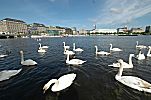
110,8,122,14
92,0,151,25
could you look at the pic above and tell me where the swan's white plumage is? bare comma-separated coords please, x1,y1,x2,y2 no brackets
66,54,86,65
20,51,37,66
43,73,76,93
0,54,8,58
115,60,151,93
38,48,46,53
135,50,145,60
147,47,151,57
95,46,110,55
110,44,122,52
64,50,75,55
63,42,70,50
108,54,134,68
0,69,22,81
39,43,49,49
73,43,83,52
136,41,146,49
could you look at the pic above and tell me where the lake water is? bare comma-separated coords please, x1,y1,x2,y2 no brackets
0,35,151,100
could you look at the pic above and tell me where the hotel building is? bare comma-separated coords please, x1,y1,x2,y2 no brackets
0,18,28,35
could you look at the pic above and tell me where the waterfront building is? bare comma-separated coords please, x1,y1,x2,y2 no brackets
71,27,77,35
145,26,151,33
64,28,73,35
0,18,28,35
130,28,144,33
47,26,65,35
28,23,47,35
117,26,128,33
90,29,117,34
79,29,88,35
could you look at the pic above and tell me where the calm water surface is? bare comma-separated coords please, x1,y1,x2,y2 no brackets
0,35,151,100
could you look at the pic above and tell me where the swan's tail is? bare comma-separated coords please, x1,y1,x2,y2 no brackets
108,64,113,66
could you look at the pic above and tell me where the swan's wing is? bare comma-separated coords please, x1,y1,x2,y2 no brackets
70,59,86,64
22,59,37,65
0,69,21,81
119,76,151,91
76,48,83,51
108,62,120,67
57,73,76,90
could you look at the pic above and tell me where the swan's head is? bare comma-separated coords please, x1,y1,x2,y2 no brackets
95,45,97,48
130,54,135,57
148,46,151,49
110,44,112,45
43,79,58,93
20,50,23,54
117,59,123,63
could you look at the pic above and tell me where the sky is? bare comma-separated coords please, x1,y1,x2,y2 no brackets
0,0,151,30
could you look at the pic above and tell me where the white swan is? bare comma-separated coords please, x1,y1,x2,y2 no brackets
73,43,83,52
64,50,75,55
43,73,76,93
0,54,8,58
39,43,49,49
64,47,75,55
63,42,70,50
38,48,46,53
136,41,146,49
66,54,86,65
20,51,37,66
95,46,110,55
108,54,134,68
115,60,151,93
135,50,145,60
0,69,22,82
110,44,122,52
147,46,151,57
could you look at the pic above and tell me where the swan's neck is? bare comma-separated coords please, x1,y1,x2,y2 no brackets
116,65,123,78
64,47,67,52
110,44,112,50
147,49,151,55
95,46,98,54
63,42,65,47
66,54,70,62
129,55,133,66
48,79,58,86
21,53,24,62
73,43,75,50
136,41,138,46
43,79,58,92
39,43,42,48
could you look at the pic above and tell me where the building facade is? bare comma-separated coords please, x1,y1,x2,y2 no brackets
28,23,47,35
0,18,27,35
145,26,151,33
47,26,65,35
90,29,117,34
117,26,128,33
130,28,144,33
